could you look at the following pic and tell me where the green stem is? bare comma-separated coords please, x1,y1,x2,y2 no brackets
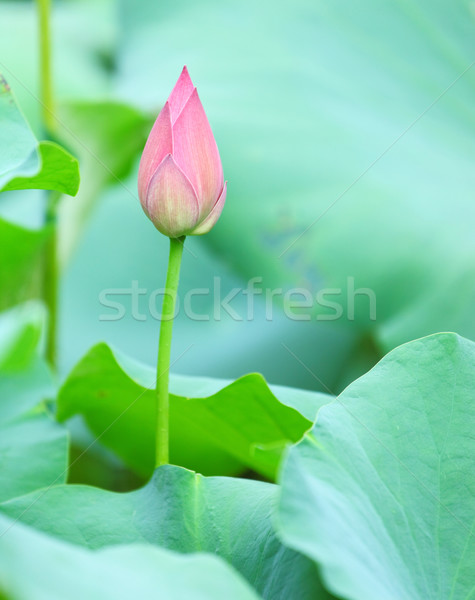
155,236,185,467
37,0,58,368
43,195,59,367
37,0,55,134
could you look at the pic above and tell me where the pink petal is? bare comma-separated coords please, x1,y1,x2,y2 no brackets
172,88,224,217
138,103,173,204
167,66,195,124
191,181,227,235
145,154,200,237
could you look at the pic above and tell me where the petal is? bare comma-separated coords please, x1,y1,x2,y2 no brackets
138,102,173,204
190,181,227,235
167,66,195,124
144,154,200,237
172,88,224,216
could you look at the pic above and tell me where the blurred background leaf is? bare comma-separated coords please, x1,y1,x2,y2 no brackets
1,0,474,394
56,100,152,264
58,180,356,390
0,73,39,187
114,0,475,356
0,218,49,311
0,302,68,503
0,74,78,315
0,0,114,135
2,141,79,196
0,75,79,193
0,301,45,370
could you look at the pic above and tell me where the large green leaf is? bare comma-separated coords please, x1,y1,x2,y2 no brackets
277,333,475,600
0,514,260,600
57,343,331,478
1,465,330,600
116,0,475,351
0,304,68,503
0,76,79,195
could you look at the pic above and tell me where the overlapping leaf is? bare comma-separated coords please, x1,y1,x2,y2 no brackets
1,465,331,600
0,75,79,194
277,333,475,600
2,141,79,196
57,342,331,477
0,513,260,600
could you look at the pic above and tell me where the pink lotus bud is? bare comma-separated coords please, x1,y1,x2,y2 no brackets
138,67,227,238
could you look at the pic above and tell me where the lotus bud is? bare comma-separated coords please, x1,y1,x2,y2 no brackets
138,66,227,238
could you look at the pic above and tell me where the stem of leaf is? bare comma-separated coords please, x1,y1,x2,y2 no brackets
155,236,185,467
37,0,59,368
43,193,60,367
37,0,55,134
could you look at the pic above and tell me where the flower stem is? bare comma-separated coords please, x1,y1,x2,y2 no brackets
155,236,185,467
37,0,55,133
